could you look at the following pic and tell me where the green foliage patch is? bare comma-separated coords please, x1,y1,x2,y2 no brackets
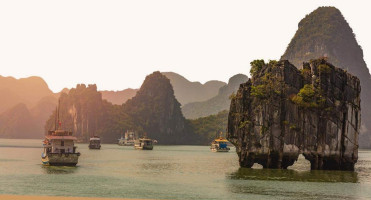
250,59,265,76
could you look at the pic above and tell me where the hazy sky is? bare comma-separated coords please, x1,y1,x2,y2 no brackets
0,0,370,92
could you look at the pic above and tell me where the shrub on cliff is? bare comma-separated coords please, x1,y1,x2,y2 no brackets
250,59,265,76
290,84,326,109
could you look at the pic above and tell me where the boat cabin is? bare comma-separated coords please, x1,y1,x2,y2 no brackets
44,130,77,154
89,136,101,149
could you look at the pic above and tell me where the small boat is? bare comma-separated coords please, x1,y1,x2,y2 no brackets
134,134,153,150
89,136,101,149
42,102,80,166
210,132,230,152
118,131,135,146
118,134,125,146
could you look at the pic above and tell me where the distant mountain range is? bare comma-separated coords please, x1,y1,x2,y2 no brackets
182,74,248,119
0,76,55,113
44,72,196,144
101,89,138,105
161,72,226,106
0,72,232,139
96,72,226,106
0,76,58,138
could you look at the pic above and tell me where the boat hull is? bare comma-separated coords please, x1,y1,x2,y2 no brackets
42,153,80,166
211,148,230,152
134,145,153,150
89,144,101,149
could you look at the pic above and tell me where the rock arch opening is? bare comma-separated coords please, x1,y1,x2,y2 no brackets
228,59,360,171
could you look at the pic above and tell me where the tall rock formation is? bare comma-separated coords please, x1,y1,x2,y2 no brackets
123,71,192,144
228,59,360,170
281,6,371,148
182,74,248,119
45,72,194,144
45,84,110,141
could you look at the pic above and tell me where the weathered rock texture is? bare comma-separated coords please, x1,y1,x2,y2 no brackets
281,7,371,148
228,59,360,170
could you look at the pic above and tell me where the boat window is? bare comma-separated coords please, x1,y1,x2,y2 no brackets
61,141,64,146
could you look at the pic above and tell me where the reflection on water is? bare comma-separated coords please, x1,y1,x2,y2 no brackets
0,139,370,200
141,162,177,172
229,167,359,183
42,165,79,174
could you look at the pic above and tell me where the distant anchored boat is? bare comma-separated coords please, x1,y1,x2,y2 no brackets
42,101,80,166
210,133,230,152
89,136,101,149
118,131,135,146
134,134,153,150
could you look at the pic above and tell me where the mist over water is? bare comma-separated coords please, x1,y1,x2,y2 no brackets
0,139,370,200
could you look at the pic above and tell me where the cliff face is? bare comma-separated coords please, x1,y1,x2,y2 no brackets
228,59,360,170
45,84,108,141
123,71,192,144
281,7,371,148
45,72,195,144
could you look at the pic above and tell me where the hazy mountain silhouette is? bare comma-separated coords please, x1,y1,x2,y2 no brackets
99,72,224,106
182,74,248,119
101,88,138,105
0,75,58,138
0,103,40,138
0,75,53,113
162,72,226,105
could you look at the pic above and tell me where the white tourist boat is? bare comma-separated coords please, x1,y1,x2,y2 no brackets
42,103,80,166
118,131,135,146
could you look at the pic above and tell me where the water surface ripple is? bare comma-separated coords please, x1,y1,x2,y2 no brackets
0,139,370,199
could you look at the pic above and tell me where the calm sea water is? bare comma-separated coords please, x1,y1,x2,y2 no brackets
0,139,370,200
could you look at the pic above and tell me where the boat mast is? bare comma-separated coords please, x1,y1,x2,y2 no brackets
57,99,61,130
54,106,57,131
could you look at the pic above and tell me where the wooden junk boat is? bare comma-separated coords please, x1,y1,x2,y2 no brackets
42,102,80,166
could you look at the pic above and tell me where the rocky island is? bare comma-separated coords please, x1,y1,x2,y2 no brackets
227,58,360,170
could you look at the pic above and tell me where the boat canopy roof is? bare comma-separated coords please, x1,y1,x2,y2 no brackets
48,129,73,136
90,137,101,141
46,135,77,140
214,138,228,142
139,138,152,141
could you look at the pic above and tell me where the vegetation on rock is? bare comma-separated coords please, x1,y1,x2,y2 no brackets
281,6,371,148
